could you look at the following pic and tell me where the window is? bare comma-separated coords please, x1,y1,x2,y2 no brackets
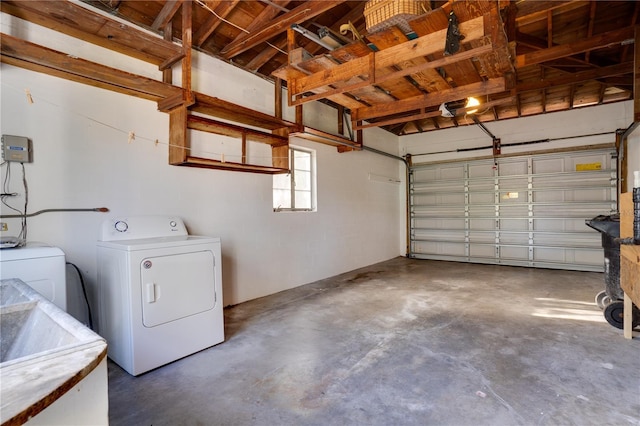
273,146,316,211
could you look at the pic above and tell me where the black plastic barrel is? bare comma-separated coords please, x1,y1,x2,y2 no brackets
585,215,622,301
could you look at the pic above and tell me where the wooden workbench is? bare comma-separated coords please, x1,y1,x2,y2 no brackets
620,192,639,339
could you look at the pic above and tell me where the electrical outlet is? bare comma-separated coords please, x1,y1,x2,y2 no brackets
0,223,8,232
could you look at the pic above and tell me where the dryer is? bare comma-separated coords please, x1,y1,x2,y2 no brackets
97,216,224,376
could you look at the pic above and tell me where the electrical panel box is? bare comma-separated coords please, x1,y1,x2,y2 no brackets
2,135,32,163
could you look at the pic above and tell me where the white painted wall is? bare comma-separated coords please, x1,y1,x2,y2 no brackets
0,14,404,326
400,102,640,194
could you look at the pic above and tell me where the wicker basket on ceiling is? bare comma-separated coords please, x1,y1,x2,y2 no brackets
363,0,431,34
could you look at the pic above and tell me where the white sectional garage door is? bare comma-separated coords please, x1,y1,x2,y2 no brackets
409,148,617,271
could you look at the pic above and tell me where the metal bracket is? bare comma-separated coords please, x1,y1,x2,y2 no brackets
444,11,464,55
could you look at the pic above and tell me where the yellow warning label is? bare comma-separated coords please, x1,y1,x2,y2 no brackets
576,162,601,171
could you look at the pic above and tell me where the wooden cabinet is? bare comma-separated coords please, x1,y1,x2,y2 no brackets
619,192,639,339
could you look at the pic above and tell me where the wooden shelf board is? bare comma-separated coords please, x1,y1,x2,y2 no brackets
178,157,289,174
291,127,361,149
0,33,182,101
187,115,289,146
190,92,298,131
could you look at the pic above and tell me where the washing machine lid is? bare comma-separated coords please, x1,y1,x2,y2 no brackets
96,235,220,251
0,243,65,261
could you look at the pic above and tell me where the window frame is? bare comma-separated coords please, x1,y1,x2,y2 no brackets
273,145,316,212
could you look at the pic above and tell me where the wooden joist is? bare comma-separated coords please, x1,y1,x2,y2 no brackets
354,97,515,130
0,0,184,68
515,26,635,69
0,33,182,101
286,16,486,103
352,77,507,122
220,0,347,59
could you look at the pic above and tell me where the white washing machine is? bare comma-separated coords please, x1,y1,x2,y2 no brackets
0,243,67,311
96,216,224,376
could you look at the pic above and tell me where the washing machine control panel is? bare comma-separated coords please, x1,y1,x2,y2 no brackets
100,216,188,241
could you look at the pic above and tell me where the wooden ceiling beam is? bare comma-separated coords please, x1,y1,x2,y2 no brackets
152,0,183,31
0,0,183,67
517,62,634,93
514,0,575,19
0,33,182,101
583,1,597,63
193,0,240,47
546,9,553,49
220,0,346,59
246,37,287,71
516,26,635,68
290,44,491,102
353,77,507,122
288,17,486,102
354,97,514,130
226,0,292,47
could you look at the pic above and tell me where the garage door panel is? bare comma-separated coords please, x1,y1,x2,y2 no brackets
409,148,615,272
469,218,494,230
501,246,529,260
533,158,565,174
501,219,528,231
468,163,494,178
470,245,495,258
495,160,528,176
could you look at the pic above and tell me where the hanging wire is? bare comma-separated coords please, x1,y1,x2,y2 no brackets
0,82,292,162
1,160,28,242
193,0,289,55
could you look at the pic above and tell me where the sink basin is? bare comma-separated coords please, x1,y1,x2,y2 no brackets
0,283,30,305
0,280,99,367
1,303,78,363
1,278,108,425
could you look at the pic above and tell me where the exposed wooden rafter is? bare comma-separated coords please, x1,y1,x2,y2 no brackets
0,0,184,68
220,0,346,59
152,0,183,31
0,0,635,137
515,26,635,69
193,0,241,47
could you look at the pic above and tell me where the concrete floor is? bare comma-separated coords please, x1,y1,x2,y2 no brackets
108,258,640,425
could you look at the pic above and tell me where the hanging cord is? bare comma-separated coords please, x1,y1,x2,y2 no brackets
20,163,28,241
1,161,28,241
66,262,94,330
